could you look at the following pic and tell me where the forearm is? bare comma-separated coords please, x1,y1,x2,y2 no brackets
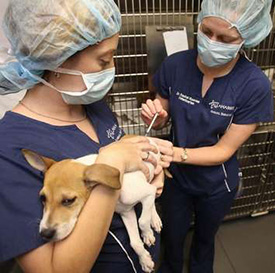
52,156,122,273
172,124,257,166
52,185,120,273
172,145,234,166
18,186,120,273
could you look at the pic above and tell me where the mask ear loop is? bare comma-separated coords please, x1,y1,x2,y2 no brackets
228,25,251,62
29,68,88,95
240,48,252,62
54,67,84,76
228,24,249,61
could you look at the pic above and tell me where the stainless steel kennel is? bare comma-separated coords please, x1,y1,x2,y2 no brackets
109,0,275,219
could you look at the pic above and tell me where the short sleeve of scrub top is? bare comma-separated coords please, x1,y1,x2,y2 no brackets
152,49,274,195
232,71,274,124
0,100,159,272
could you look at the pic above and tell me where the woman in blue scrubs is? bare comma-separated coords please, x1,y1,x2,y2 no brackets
141,0,274,272
0,0,173,272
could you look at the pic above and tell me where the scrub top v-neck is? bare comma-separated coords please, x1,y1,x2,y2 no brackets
153,49,274,195
0,99,159,272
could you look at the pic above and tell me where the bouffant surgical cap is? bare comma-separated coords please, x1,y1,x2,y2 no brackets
0,0,121,94
198,0,273,48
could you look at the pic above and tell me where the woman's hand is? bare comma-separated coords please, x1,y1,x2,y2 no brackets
148,137,173,175
97,136,158,181
141,99,169,129
148,137,172,197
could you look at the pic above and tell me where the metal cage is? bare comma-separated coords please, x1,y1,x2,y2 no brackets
110,0,275,219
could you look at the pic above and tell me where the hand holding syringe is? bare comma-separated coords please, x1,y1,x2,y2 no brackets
141,99,169,134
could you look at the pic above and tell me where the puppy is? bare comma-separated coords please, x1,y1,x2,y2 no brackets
22,141,162,273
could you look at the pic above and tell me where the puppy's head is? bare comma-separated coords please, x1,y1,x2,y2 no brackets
22,150,113,242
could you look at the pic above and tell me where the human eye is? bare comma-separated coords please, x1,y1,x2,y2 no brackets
201,27,212,38
220,36,239,44
100,59,110,66
100,59,113,69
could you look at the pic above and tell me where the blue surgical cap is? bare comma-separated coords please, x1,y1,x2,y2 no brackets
198,0,273,48
0,0,121,94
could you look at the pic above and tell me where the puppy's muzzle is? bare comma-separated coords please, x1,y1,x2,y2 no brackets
40,228,56,241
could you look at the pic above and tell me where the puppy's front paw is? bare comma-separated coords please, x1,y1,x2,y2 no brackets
140,251,155,273
151,211,162,233
142,229,155,247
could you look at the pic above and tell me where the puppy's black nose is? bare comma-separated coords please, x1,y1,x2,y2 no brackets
40,228,56,241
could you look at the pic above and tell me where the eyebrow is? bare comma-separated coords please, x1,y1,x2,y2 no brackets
99,49,117,57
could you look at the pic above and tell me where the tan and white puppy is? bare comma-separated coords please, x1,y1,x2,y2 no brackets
22,140,162,273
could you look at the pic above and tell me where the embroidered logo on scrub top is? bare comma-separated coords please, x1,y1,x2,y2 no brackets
106,123,123,141
209,100,235,117
176,92,200,105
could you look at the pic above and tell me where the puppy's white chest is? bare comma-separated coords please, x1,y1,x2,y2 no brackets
74,154,155,211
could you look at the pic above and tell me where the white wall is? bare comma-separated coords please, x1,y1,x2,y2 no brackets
0,91,26,118
0,0,10,48
0,0,25,118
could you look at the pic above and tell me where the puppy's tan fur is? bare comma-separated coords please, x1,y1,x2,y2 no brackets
22,142,161,273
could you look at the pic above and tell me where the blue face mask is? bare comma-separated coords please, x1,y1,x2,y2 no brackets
55,67,115,105
197,28,244,67
37,67,115,105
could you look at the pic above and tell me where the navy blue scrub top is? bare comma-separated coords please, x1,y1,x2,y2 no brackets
0,100,158,271
154,49,274,195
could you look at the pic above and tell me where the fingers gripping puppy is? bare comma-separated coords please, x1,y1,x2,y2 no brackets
22,139,162,273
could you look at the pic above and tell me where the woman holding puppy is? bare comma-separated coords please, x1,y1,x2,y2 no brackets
0,0,173,272
142,0,274,272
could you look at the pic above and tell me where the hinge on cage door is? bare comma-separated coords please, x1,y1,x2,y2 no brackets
251,167,269,217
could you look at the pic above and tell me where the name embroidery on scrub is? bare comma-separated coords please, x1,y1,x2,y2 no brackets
209,100,235,117
106,123,123,141
176,92,200,105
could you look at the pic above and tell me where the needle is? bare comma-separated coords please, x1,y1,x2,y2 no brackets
145,113,159,136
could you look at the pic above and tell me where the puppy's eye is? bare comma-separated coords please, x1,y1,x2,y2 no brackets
40,194,46,204
61,197,77,207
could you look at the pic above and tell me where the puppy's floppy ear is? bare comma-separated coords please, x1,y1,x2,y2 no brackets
22,149,56,173
83,164,121,190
